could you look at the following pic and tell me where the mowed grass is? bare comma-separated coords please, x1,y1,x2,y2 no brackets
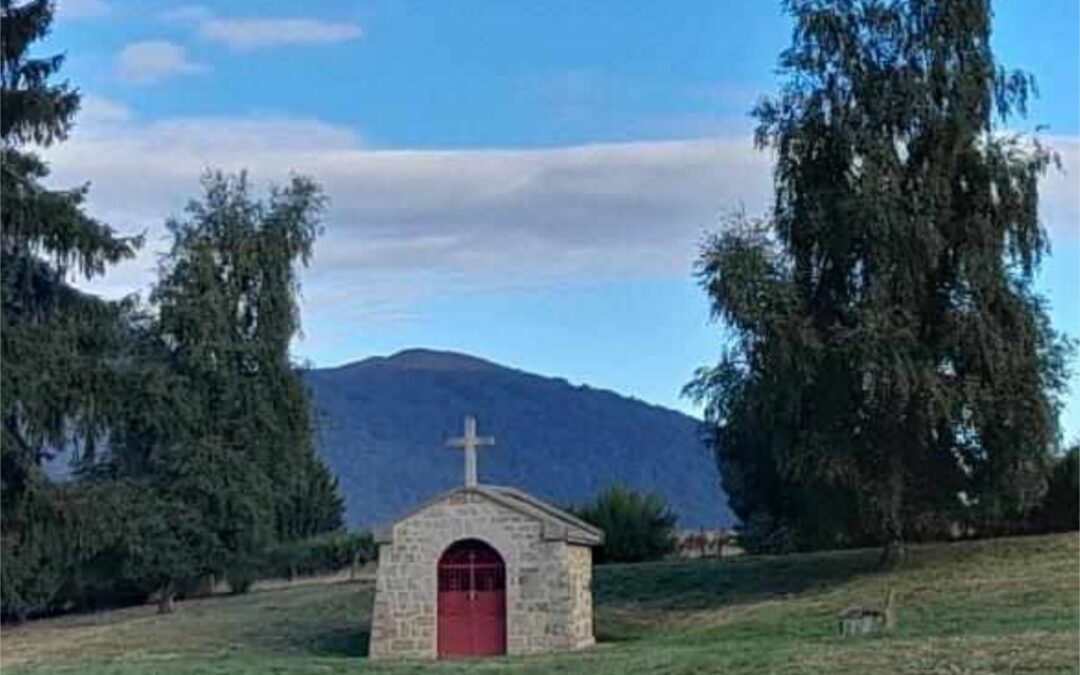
2,532,1076,675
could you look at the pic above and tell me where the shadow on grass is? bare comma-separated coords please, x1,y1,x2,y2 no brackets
594,612,651,645
594,547,883,612
594,630,640,644
288,628,370,658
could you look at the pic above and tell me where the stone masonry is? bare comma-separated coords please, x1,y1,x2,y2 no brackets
369,485,602,660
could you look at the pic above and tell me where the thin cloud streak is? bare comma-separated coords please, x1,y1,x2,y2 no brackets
43,116,1077,318
114,41,206,86
199,17,363,51
77,95,131,125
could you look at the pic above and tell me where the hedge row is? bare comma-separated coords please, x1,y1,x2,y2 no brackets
258,531,377,582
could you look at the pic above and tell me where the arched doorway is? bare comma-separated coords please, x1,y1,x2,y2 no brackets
437,539,506,658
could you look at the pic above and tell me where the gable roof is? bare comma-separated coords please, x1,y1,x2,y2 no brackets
375,484,604,547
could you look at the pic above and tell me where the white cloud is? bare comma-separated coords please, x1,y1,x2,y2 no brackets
199,17,363,51
44,116,769,298
1041,136,1080,239
114,41,206,86
77,95,131,126
86,116,361,154
55,0,110,20
41,116,1078,319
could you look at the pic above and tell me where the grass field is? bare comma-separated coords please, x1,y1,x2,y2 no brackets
2,532,1076,674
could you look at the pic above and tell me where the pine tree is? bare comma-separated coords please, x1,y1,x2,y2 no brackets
689,0,1070,563
1,0,141,618
1,0,139,483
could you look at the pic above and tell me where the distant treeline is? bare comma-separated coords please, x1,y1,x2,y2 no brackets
1,1,345,621
731,446,1079,556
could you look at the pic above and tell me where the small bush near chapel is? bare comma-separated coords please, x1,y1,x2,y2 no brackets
262,531,377,581
573,485,677,563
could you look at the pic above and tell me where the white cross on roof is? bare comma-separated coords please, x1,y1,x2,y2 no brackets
446,415,495,487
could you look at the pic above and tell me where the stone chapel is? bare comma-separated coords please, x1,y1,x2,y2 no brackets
369,416,603,660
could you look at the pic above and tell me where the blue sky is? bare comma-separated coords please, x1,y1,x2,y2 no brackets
47,0,1079,440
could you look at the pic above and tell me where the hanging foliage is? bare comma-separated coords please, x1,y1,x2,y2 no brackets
689,0,1071,563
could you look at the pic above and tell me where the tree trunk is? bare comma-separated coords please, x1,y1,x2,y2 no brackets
879,536,905,567
350,551,360,580
157,582,176,614
879,457,905,568
883,588,898,631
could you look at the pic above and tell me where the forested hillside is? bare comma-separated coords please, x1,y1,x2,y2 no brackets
304,349,734,529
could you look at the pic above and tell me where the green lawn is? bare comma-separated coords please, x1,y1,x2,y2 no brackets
2,533,1076,674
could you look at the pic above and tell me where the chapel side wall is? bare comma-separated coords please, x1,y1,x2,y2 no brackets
566,544,596,648
369,542,413,660
368,492,584,660
513,537,570,654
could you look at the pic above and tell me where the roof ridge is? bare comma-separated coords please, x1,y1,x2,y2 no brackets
375,485,603,545
480,485,603,537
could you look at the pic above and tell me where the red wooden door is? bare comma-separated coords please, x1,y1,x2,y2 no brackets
437,539,506,658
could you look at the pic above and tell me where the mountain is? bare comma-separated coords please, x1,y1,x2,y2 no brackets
303,349,734,530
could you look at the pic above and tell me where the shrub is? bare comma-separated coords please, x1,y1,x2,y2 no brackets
262,531,376,580
1040,446,1078,532
572,484,677,563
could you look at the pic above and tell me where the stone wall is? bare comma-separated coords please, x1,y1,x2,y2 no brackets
566,544,595,648
369,490,596,660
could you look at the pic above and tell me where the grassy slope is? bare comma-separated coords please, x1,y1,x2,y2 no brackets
2,533,1076,675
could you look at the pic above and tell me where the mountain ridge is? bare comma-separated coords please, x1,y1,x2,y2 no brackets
325,349,506,374
304,348,734,530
